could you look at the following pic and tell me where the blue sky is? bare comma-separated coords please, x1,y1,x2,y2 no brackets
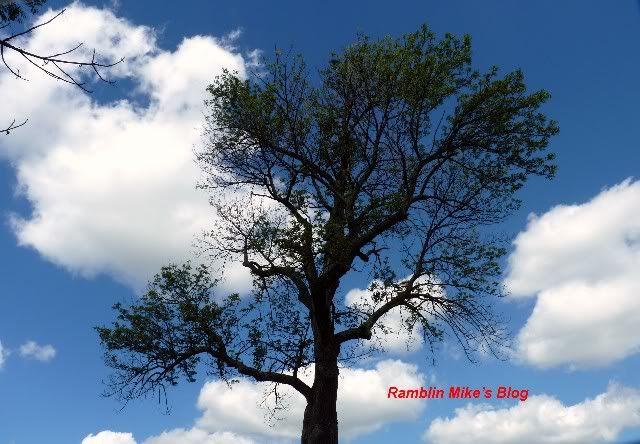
1,1,640,443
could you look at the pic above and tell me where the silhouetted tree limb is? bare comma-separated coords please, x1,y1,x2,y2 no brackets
1,117,26,134
1,9,124,91
1,4,123,135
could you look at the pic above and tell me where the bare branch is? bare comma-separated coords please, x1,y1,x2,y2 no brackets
1,117,27,134
1,6,124,134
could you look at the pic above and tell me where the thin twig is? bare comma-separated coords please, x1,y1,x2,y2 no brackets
2,118,28,134
1,7,124,133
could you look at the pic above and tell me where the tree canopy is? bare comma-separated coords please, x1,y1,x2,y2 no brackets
97,24,558,444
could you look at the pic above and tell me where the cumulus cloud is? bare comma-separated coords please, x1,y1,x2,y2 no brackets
0,340,8,369
0,2,252,292
19,340,56,362
424,383,640,444
84,360,425,443
505,179,640,368
195,359,426,440
83,429,256,444
82,431,136,444
143,429,256,444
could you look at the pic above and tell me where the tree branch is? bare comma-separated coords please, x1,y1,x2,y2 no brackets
1,7,124,135
1,117,27,134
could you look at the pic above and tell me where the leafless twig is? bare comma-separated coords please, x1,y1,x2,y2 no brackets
1,9,124,91
1,117,27,134
1,8,124,135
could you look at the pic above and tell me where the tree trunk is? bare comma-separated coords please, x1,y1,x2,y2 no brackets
300,345,340,444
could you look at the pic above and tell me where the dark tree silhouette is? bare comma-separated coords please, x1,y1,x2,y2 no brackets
1,1,123,134
97,25,558,444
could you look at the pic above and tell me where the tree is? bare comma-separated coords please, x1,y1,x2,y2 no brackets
1,1,122,134
97,25,558,444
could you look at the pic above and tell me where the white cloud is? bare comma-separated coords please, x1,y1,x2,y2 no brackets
424,383,640,444
143,429,256,444
0,2,253,292
505,179,640,368
84,360,425,443
505,179,640,298
0,340,8,369
336,360,427,438
19,340,56,362
195,359,426,440
82,431,136,444
83,429,256,444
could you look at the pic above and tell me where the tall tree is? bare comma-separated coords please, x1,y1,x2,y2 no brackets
1,1,122,134
97,25,558,444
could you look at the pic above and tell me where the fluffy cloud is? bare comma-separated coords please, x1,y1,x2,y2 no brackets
85,360,425,443
0,2,252,292
505,179,640,368
195,360,426,440
82,431,136,444
0,340,8,369
143,429,256,444
19,340,56,362
424,383,640,444
84,429,259,444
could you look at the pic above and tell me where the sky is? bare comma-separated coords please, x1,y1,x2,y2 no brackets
0,1,639,443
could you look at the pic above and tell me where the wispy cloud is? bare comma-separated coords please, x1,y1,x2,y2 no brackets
0,340,9,369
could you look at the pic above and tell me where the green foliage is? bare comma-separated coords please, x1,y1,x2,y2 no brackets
0,0,47,23
97,262,313,403
96,263,235,400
